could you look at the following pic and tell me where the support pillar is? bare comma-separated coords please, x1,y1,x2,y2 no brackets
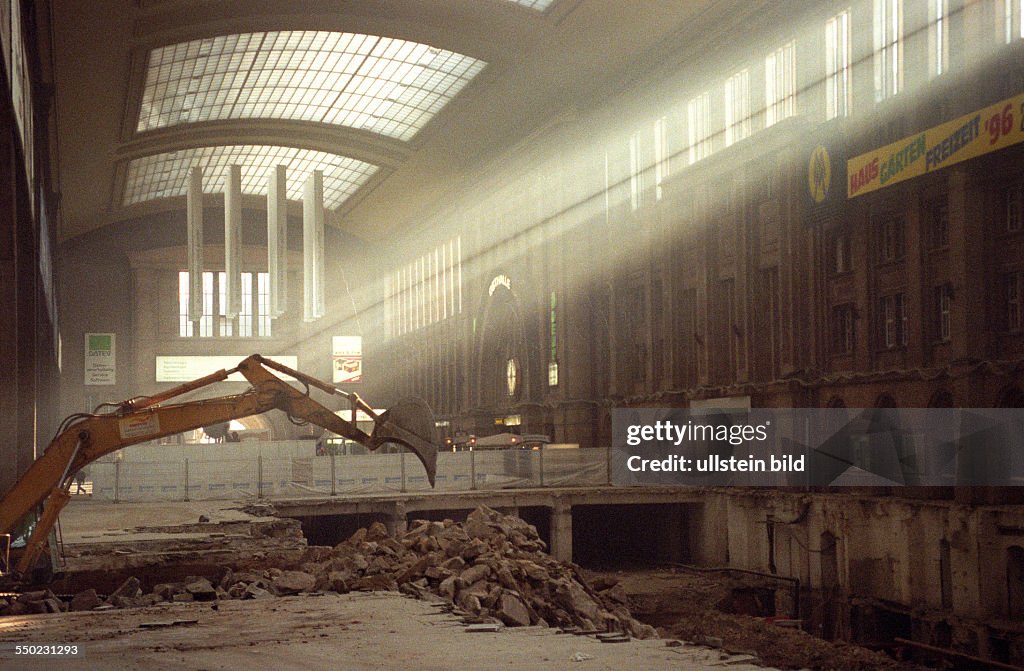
550,499,572,563
387,501,408,536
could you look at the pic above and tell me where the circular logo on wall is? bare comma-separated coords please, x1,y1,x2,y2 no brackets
808,144,832,204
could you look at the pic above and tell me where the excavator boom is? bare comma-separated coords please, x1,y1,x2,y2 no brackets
0,354,437,578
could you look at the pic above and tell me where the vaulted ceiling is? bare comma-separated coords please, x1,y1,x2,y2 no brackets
51,0,732,242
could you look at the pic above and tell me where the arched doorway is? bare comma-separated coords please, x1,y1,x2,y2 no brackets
475,280,529,410
928,390,955,408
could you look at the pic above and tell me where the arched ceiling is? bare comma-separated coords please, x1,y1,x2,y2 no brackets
50,0,727,242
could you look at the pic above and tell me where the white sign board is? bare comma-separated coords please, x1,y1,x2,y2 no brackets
332,335,362,384
155,355,298,382
85,333,116,385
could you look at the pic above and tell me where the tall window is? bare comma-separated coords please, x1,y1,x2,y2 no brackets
1008,272,1023,333
930,0,949,77
766,41,796,127
927,198,949,249
178,271,194,337
831,231,852,274
825,10,851,119
832,303,856,354
548,291,558,386
654,117,669,201
257,272,271,336
629,132,642,210
200,272,214,337
179,271,271,338
391,237,462,337
1006,0,1023,43
879,293,907,349
1005,183,1022,233
873,0,903,101
687,92,712,163
725,70,751,146
237,271,273,337
217,272,232,337
934,284,952,342
877,214,906,263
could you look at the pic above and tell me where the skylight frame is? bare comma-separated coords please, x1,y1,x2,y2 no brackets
123,145,379,210
137,31,487,141
505,0,557,10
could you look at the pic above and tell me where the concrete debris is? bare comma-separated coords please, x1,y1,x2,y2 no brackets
284,505,655,637
0,589,67,615
70,589,102,612
570,651,594,661
184,577,218,601
12,506,652,640
270,570,316,595
109,576,142,601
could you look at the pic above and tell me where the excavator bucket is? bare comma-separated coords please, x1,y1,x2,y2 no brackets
371,397,437,487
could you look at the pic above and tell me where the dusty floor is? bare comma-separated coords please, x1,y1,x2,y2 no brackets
1,591,766,670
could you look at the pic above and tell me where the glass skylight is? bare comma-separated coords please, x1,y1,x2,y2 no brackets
506,0,556,10
137,31,486,141
123,145,378,209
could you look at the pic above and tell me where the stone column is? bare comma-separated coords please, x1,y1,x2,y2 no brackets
550,499,573,563
387,501,408,536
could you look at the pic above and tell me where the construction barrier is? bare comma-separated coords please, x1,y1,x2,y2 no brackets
88,444,612,502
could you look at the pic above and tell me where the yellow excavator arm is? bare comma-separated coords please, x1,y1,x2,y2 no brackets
0,354,437,578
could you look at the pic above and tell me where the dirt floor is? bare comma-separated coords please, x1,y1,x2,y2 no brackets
1,590,771,670
587,568,924,671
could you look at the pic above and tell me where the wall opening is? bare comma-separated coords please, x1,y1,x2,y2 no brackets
940,539,953,610
295,513,389,546
571,503,691,567
1008,545,1024,620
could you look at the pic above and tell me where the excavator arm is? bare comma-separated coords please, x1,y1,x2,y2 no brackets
0,354,437,578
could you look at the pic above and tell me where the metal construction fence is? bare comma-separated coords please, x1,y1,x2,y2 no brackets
88,445,612,502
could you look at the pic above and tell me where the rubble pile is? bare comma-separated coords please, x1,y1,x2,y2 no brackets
293,505,656,638
1,506,654,638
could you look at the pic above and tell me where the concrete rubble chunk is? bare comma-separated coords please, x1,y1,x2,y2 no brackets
43,597,65,613
185,577,217,601
17,589,51,603
365,521,390,542
217,568,234,591
496,592,531,627
459,563,491,586
109,576,142,601
327,571,351,593
271,570,316,595
242,584,273,600
70,589,102,612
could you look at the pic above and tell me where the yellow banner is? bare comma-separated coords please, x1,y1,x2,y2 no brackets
847,92,1024,198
